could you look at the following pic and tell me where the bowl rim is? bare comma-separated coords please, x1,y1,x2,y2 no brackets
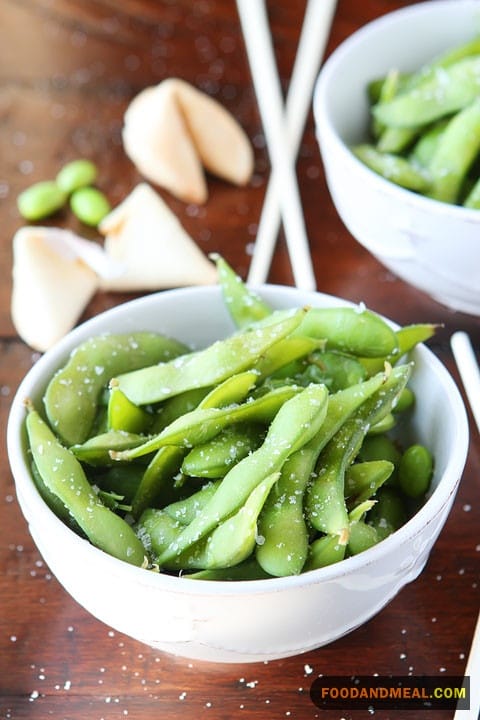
7,285,469,596
313,0,480,221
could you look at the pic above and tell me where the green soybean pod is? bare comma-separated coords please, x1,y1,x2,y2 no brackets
345,460,394,507
44,332,188,446
156,384,329,566
202,472,280,570
409,120,448,168
296,305,399,358
368,487,406,540
71,430,147,466
373,57,480,128
25,404,146,566
352,144,431,192
428,98,480,203
107,383,152,434
398,444,434,498
212,253,272,328
463,175,480,208
56,159,98,194
163,481,221,525
17,180,66,221
347,521,380,555
303,534,346,572
182,424,262,479
70,187,111,226
187,558,272,581
116,310,306,406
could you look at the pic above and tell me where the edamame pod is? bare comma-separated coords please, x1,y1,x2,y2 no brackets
116,310,306,406
303,534,346,572
352,145,431,192
44,332,188,446
156,384,329,565
255,446,317,576
107,382,152,433
187,558,272,581
306,364,411,539
373,57,480,128
345,460,394,507
182,424,262,479
203,472,280,569
163,481,221,525
295,306,399,358
212,254,272,328
71,430,147,466
25,404,146,566
112,385,300,460
429,98,480,202
368,486,406,540
129,371,260,518
298,350,367,392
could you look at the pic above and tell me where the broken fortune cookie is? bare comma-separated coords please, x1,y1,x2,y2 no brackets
122,78,254,204
11,226,99,352
98,183,218,291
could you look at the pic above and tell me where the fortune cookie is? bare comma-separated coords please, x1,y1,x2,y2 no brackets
98,183,218,290
122,78,254,203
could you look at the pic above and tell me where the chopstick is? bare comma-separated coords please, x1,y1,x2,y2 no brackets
451,331,480,434
236,0,318,291
450,331,480,720
247,0,337,287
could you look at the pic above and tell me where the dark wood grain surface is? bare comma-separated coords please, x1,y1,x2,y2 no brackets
1,1,479,718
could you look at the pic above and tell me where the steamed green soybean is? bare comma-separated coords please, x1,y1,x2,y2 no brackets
17,181,66,221
70,186,111,226
56,159,98,194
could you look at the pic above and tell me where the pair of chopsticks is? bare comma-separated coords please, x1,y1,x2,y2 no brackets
236,0,337,290
450,332,480,720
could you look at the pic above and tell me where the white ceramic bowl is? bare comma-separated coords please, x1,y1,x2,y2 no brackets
314,0,480,316
7,286,469,663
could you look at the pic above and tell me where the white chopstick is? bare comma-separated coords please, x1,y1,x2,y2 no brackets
236,0,317,291
450,331,480,720
451,331,480,434
247,0,337,287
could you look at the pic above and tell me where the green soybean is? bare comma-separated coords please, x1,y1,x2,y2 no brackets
17,180,66,221
56,159,98,194
398,444,434,498
70,186,111,226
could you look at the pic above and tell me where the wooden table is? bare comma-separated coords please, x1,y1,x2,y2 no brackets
1,1,478,718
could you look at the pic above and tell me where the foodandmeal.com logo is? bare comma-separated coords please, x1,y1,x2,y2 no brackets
309,675,470,711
